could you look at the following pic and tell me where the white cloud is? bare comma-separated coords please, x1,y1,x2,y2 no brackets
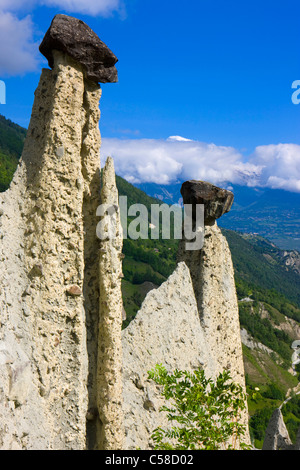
265,176,300,192
101,136,260,186
167,135,193,142
101,138,183,185
0,11,39,76
250,143,300,192
0,0,123,15
41,0,124,16
101,137,300,193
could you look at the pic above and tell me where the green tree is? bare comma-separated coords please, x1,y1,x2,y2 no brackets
147,364,250,450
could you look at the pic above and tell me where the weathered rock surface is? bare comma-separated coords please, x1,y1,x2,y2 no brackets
96,157,125,450
262,408,293,450
0,49,102,450
176,179,250,447
39,14,118,83
177,222,250,443
240,328,273,354
122,262,217,450
279,249,300,276
181,180,234,224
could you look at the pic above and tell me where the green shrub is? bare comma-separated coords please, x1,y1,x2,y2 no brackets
147,364,251,450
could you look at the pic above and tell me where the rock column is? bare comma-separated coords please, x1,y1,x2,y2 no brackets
0,14,118,449
96,157,125,450
262,408,293,450
178,180,251,446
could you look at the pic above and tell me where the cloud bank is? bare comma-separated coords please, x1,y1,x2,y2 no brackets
101,136,300,193
250,143,300,192
0,0,124,76
41,0,124,16
0,11,39,76
0,0,123,15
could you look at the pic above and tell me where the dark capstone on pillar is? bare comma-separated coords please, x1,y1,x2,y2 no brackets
180,180,234,225
39,14,118,83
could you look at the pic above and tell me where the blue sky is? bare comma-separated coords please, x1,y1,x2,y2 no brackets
0,0,300,191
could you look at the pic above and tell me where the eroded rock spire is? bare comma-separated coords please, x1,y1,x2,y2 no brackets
262,408,293,450
178,179,251,447
0,15,117,450
96,157,125,450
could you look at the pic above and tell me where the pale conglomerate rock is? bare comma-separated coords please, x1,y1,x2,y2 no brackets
0,50,102,449
262,408,293,450
122,228,251,449
0,12,122,449
0,14,255,451
96,157,125,450
178,222,247,387
177,181,251,446
122,262,216,450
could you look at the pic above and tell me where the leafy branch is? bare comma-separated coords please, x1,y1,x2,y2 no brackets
148,364,251,450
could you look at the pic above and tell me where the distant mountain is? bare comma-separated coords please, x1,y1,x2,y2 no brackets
135,181,264,206
223,229,300,308
135,181,300,252
135,181,183,206
221,186,300,251
116,175,300,311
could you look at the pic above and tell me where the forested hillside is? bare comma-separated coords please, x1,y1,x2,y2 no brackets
0,115,26,191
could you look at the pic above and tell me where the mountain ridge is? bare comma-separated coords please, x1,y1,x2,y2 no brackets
135,180,300,251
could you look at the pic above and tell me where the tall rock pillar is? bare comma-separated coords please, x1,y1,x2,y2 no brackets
0,15,118,449
96,157,125,450
178,180,251,446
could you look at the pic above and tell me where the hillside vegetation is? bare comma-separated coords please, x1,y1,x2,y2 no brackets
221,187,300,251
0,114,26,191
